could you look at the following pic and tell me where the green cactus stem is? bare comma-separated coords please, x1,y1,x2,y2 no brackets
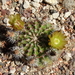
14,21,53,66
7,21,54,67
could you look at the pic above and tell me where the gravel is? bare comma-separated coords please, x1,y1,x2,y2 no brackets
63,0,75,10
0,0,75,75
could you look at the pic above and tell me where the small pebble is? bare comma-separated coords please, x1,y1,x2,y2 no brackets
9,67,16,74
31,2,40,8
59,66,65,71
38,71,42,75
70,15,75,22
52,12,59,19
15,61,22,66
63,52,72,61
52,19,57,25
32,7,36,13
8,8,15,14
64,11,71,18
3,18,7,24
2,4,8,9
3,18,11,26
19,0,23,4
49,9,57,15
2,0,6,5
22,65,29,73
23,1,31,8
44,0,58,5
60,17,65,23
20,72,25,75
33,0,42,3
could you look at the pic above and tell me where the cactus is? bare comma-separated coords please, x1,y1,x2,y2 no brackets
12,21,53,66
6,20,67,67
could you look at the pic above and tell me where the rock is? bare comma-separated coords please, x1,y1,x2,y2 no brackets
15,61,22,66
52,12,59,19
33,0,43,3
49,9,57,15
2,0,6,5
2,4,8,9
8,8,15,14
31,2,40,8
44,0,58,5
38,71,42,75
9,67,16,74
9,62,16,74
52,19,57,25
22,65,29,73
32,7,36,13
23,1,31,8
49,15,53,20
60,17,65,24
63,52,72,61
3,18,8,24
20,72,25,75
3,18,11,26
19,0,23,4
30,68,37,73
70,15,75,22
66,70,70,75
64,11,71,18
60,12,64,18
1,0,10,9
21,16,25,21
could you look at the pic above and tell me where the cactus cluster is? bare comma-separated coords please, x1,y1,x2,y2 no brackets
11,21,53,67
8,14,67,67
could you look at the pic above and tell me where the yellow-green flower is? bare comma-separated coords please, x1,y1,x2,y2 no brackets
48,31,67,49
9,14,24,30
